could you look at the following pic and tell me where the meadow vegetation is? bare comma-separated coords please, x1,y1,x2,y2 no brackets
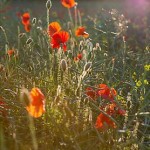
0,0,150,149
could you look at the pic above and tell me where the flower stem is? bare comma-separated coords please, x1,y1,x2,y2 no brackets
74,5,77,28
68,8,74,26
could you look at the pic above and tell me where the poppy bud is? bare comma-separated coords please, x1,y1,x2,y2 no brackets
46,0,52,9
84,62,92,71
20,88,31,107
7,50,15,56
26,38,33,45
32,18,37,25
18,33,25,38
38,19,42,25
60,59,67,72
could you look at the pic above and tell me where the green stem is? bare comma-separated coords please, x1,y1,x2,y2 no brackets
78,10,82,26
74,6,77,28
28,116,38,150
68,8,74,26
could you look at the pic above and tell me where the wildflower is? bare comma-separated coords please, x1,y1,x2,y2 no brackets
26,88,45,118
136,80,142,87
75,26,89,38
95,103,125,130
61,0,76,8
95,113,117,130
86,87,97,100
74,57,78,61
144,64,150,71
48,22,61,37
24,23,31,32
51,31,69,52
74,53,83,61
97,84,117,101
117,108,126,116
77,53,82,60
0,97,7,117
22,12,30,26
21,12,31,32
7,49,15,56
144,79,149,85
132,72,137,81
106,103,126,116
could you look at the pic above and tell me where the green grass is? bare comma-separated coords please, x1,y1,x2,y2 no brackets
0,0,150,150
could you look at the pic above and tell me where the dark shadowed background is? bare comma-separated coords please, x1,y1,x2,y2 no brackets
1,0,150,19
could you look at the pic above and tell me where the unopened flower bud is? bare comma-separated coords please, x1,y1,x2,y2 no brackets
60,59,67,72
26,38,33,45
84,62,92,71
20,88,31,107
18,33,25,38
32,18,37,24
46,0,52,9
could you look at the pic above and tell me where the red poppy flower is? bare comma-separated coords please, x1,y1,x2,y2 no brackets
104,103,126,116
61,0,76,8
106,103,116,115
22,12,30,26
108,103,126,116
51,31,69,52
7,49,15,56
48,22,61,37
97,84,117,101
86,87,97,100
75,26,89,38
74,53,83,61
0,97,7,117
26,88,45,118
74,57,78,61
117,107,126,116
24,23,31,32
95,113,117,130
95,102,126,130
77,53,82,60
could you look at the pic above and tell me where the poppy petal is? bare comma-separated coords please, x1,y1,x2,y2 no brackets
22,12,30,26
48,22,61,37
26,88,45,118
75,26,89,38
61,0,76,8
51,31,69,50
